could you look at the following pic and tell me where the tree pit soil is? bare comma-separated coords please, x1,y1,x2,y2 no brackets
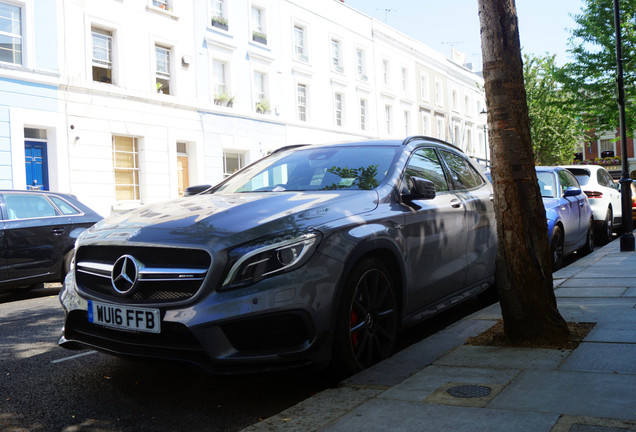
466,320,596,350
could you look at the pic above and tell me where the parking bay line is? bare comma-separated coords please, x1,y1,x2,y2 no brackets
51,350,97,364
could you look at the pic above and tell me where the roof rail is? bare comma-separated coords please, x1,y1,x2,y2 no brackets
401,135,464,152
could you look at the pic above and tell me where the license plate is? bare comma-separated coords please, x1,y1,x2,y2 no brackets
88,300,161,334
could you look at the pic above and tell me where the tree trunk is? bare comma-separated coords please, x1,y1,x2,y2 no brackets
478,0,570,344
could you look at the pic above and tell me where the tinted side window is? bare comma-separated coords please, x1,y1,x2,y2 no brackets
596,170,606,187
3,194,57,220
404,148,449,192
558,170,579,193
49,196,81,215
440,150,484,190
600,170,615,188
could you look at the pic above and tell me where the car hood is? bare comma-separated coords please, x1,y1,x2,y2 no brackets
81,191,378,248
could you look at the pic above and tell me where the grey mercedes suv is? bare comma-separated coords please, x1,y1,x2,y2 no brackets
59,136,497,375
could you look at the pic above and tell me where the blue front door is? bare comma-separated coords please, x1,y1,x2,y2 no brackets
25,141,49,190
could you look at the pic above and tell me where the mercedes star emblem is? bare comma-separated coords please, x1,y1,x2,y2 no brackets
111,255,141,295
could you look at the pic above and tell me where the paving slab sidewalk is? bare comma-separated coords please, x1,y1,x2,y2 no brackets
241,238,636,432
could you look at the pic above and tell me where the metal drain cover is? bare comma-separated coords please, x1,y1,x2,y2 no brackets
447,385,492,398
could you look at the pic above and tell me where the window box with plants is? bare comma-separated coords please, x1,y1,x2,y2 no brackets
255,100,270,114
571,155,622,168
211,16,229,31
252,31,267,45
214,93,235,108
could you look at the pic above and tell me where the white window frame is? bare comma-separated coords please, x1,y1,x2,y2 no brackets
113,136,140,202
293,23,308,62
599,137,616,156
434,79,443,107
297,83,308,121
382,59,390,86
251,5,266,44
0,1,23,66
212,60,228,98
466,129,473,154
401,67,408,92
385,104,392,135
421,111,431,135
223,151,245,178
334,92,343,126
210,0,228,29
404,110,410,136
254,71,268,112
360,98,367,131
331,37,343,73
451,89,458,112
436,115,445,140
453,123,461,146
155,44,171,94
211,0,225,18
251,6,264,33
91,27,114,84
356,48,367,81
420,73,430,102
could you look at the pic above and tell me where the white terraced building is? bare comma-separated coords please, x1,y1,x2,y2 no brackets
0,0,486,216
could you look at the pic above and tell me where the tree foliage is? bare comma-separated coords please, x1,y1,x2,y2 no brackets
524,54,584,164
558,0,636,137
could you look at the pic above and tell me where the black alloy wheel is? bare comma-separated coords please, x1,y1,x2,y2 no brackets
332,258,398,375
551,226,564,271
600,207,613,244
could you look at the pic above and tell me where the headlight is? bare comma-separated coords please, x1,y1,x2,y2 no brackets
222,232,321,289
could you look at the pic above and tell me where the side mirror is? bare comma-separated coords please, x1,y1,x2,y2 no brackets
184,185,212,196
404,177,436,201
563,186,582,197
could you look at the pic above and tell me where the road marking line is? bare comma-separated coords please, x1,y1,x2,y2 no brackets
51,350,97,364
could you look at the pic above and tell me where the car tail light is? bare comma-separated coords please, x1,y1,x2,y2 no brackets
584,191,603,199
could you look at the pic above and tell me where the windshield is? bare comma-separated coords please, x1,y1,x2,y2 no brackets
215,146,400,193
569,171,591,186
537,171,557,198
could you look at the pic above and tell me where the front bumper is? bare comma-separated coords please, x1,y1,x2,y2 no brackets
59,252,343,374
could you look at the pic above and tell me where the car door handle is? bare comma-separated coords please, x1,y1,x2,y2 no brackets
50,228,65,236
450,199,462,208
489,194,495,203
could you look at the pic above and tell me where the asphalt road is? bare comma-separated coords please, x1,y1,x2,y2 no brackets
3,233,594,432
0,282,493,432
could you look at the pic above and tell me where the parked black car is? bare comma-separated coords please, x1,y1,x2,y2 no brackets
59,137,497,376
0,190,102,290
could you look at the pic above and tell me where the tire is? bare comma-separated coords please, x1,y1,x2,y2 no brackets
62,250,74,282
551,226,564,271
579,218,594,256
598,207,613,245
330,257,398,377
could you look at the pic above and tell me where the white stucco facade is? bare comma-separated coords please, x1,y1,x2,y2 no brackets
1,0,486,216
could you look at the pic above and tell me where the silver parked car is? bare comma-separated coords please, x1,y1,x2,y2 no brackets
59,137,497,376
561,165,621,244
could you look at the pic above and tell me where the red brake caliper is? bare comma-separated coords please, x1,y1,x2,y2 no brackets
350,309,359,346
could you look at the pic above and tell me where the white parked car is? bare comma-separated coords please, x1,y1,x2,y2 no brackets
562,165,621,244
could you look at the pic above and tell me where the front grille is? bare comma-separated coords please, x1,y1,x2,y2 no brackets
75,245,211,304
